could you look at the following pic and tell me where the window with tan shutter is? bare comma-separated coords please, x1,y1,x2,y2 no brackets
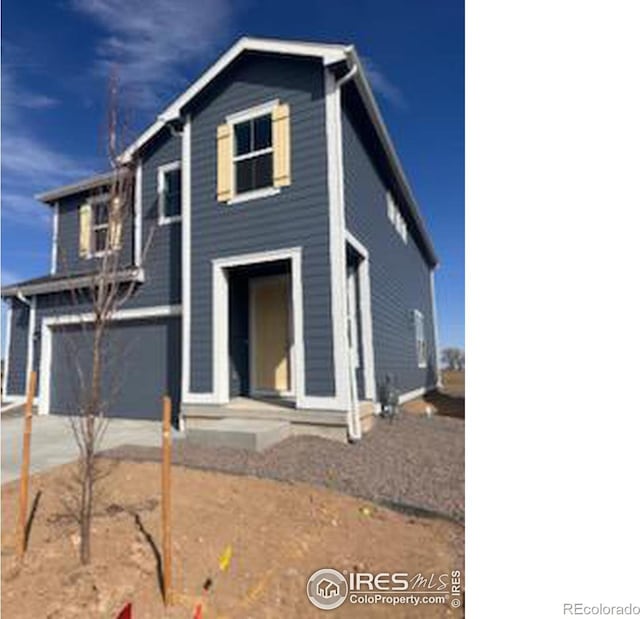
218,100,290,204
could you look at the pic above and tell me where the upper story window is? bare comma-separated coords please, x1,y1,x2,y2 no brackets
234,115,273,194
386,192,408,244
79,195,123,259
216,100,291,204
92,200,110,255
158,161,182,224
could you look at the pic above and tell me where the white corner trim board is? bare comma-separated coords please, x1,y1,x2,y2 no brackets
51,203,59,274
430,268,442,387
25,296,37,393
324,69,351,414
134,161,143,266
37,304,182,416
181,115,193,400
2,303,13,397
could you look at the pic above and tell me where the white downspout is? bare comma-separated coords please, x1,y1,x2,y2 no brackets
16,292,37,396
335,56,362,441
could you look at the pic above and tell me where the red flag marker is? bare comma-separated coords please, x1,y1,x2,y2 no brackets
116,602,132,619
193,603,203,619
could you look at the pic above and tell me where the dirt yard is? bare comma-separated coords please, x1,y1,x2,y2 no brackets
440,371,465,398
2,461,463,618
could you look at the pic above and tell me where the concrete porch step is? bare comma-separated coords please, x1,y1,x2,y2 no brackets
185,418,290,452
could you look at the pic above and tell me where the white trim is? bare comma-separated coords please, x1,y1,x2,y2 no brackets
134,160,142,265
119,39,346,163
226,99,280,203
211,248,311,409
85,195,111,259
227,186,280,205
3,302,13,397
157,160,182,225
50,202,59,274
414,309,427,369
249,274,294,398
324,69,350,413
346,269,360,369
41,304,182,328
430,269,443,388
38,304,182,416
181,115,193,400
2,269,144,297
226,99,280,125
25,296,36,393
398,386,427,405
346,231,376,401
110,37,437,267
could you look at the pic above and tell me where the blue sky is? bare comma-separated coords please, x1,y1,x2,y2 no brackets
1,0,464,352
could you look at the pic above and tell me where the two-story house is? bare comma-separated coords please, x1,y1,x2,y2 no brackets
2,37,440,441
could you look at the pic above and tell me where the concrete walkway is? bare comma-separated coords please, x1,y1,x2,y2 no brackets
1,414,177,484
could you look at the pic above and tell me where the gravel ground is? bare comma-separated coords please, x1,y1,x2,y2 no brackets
104,393,465,523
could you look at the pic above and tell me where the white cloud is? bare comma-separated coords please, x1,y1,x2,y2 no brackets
70,0,233,110
1,191,52,227
2,134,90,186
1,65,91,228
360,56,407,110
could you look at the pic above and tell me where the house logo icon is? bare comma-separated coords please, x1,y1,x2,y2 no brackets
307,568,348,610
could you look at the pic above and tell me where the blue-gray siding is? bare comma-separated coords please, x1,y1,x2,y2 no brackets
55,189,134,274
186,54,335,396
54,129,182,310
4,298,29,395
49,317,181,420
342,105,439,394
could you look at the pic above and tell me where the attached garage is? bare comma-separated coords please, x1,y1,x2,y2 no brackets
41,313,181,421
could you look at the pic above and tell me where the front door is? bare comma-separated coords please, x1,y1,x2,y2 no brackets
250,275,291,395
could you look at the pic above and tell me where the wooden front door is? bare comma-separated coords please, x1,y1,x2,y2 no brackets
250,275,291,395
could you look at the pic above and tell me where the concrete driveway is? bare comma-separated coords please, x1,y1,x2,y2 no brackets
1,414,178,483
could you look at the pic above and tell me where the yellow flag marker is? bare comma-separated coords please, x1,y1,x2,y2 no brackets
219,545,233,572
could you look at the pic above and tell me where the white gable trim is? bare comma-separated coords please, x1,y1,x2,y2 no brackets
120,38,347,163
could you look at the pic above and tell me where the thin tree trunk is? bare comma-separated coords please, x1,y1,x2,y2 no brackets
79,323,103,565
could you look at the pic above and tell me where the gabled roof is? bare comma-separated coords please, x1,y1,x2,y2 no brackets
36,36,438,265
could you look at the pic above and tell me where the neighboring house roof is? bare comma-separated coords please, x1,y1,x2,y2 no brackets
34,36,438,266
1,268,144,298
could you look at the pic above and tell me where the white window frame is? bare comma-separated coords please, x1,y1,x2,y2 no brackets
386,191,408,245
226,99,281,205
157,160,182,225
88,195,111,258
414,309,427,368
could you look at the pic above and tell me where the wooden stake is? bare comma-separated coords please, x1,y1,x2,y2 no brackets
162,396,173,605
16,370,37,560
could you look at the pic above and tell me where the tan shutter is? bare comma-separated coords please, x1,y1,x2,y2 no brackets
272,103,291,187
217,123,232,202
79,203,92,257
108,197,123,250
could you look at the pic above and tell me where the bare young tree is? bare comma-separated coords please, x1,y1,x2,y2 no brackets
59,74,154,565
441,347,465,372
